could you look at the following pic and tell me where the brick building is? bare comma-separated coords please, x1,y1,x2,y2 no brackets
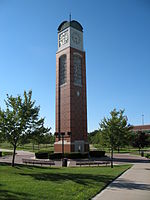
133,125,150,133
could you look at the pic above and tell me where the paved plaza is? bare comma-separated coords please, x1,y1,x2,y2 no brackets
0,149,34,164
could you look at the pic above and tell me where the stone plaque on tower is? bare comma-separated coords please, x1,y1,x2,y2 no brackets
54,19,89,153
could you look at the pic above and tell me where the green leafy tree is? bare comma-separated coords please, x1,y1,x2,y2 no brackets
29,118,50,151
88,130,105,150
99,109,132,168
0,91,50,167
42,131,55,147
19,134,30,148
88,130,100,144
131,131,150,154
0,131,4,143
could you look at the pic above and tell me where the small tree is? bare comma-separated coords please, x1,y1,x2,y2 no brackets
88,130,100,144
19,134,30,148
42,131,54,148
99,109,132,168
29,118,50,151
0,90,49,167
0,131,4,143
131,131,150,154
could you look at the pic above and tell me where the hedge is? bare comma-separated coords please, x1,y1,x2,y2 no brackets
89,151,105,157
35,152,89,159
35,151,105,159
145,153,150,159
64,152,88,159
35,152,49,159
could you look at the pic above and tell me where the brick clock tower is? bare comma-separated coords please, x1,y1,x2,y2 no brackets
54,19,89,153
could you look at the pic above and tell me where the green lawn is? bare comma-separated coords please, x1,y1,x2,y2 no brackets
2,152,13,156
0,142,54,153
0,164,131,200
1,142,149,155
92,144,150,155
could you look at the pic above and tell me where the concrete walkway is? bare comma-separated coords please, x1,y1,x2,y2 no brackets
0,148,34,164
92,162,150,200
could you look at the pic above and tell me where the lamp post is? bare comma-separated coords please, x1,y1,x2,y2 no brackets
54,132,65,156
55,132,72,167
61,132,65,158
67,132,72,152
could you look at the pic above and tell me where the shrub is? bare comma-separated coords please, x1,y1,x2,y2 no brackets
35,150,54,154
2,152,13,156
0,151,13,157
35,152,89,160
35,152,49,159
35,151,105,160
49,153,62,159
89,150,105,157
64,152,88,159
145,153,150,159
49,152,88,159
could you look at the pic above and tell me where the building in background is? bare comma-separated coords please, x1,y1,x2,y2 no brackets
133,125,150,133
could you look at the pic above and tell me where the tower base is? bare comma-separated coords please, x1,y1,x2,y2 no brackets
54,140,89,153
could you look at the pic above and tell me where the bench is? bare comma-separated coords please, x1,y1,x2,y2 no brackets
76,160,110,167
22,159,55,166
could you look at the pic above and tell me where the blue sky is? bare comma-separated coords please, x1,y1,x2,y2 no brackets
0,0,150,133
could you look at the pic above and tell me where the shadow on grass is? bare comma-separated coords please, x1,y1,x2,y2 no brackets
19,172,114,186
0,190,33,200
0,185,33,200
0,162,12,166
0,162,60,170
15,165,60,170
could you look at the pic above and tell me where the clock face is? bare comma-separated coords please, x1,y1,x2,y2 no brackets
59,30,68,47
72,32,81,45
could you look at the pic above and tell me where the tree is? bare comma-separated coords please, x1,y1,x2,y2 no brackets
0,129,4,143
131,131,150,154
0,90,50,167
88,130,106,150
99,109,132,168
19,134,30,148
88,130,100,144
29,118,50,151
41,131,55,147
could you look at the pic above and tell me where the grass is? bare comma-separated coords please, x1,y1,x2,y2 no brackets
0,142,54,153
2,152,13,156
0,142,13,150
0,164,131,200
93,144,150,155
1,142,149,155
